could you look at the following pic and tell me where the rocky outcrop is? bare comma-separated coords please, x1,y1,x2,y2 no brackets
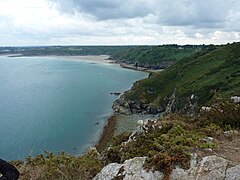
93,157,163,180
116,60,174,70
110,92,121,96
231,96,240,103
112,95,197,116
112,95,165,115
112,96,132,115
94,155,240,180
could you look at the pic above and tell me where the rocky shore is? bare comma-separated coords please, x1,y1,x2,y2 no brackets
112,94,165,115
118,62,165,73
95,115,118,152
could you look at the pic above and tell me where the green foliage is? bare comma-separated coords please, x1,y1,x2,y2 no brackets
110,45,204,67
103,120,216,178
18,149,102,180
0,46,135,56
199,101,240,129
199,123,223,137
123,42,240,111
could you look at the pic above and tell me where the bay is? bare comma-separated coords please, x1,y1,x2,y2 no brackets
0,56,147,160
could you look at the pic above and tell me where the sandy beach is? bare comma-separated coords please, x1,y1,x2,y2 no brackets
3,54,116,66
54,55,115,65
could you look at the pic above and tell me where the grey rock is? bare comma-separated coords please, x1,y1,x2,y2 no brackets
93,163,122,180
226,165,240,180
94,155,240,180
123,157,163,180
195,155,230,180
94,157,163,180
224,130,239,137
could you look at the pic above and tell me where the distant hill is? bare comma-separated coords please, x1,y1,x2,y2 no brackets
110,45,210,69
0,46,135,56
115,42,240,114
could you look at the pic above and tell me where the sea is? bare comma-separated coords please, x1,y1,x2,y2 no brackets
0,56,147,160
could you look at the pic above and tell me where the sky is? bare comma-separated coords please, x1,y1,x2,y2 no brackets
0,0,239,46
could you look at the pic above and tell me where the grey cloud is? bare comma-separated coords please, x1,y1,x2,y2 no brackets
1,0,239,46
54,0,153,20
54,0,240,31
154,0,240,29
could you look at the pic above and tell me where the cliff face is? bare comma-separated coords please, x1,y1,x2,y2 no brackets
112,90,196,116
112,95,166,115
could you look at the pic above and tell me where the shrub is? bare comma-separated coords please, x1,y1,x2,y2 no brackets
18,149,103,180
200,101,240,129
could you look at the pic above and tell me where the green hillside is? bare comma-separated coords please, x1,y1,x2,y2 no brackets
122,42,240,113
0,46,135,56
110,45,207,69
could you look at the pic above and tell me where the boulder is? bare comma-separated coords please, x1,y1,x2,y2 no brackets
226,165,240,180
94,157,163,180
93,163,122,180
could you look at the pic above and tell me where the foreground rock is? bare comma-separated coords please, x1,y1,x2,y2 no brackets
94,155,240,180
93,157,163,180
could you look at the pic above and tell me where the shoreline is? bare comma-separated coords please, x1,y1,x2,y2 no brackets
95,113,161,151
95,115,118,152
119,62,164,73
4,54,153,151
4,54,161,73
53,55,113,65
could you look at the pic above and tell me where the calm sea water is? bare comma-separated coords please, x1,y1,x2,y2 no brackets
0,56,147,160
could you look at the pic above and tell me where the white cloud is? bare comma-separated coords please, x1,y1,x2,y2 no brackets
0,0,239,45
194,33,205,39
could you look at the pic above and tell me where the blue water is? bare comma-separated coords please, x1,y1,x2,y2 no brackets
0,56,147,160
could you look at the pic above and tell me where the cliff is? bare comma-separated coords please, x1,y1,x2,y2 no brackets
110,45,207,70
113,42,240,115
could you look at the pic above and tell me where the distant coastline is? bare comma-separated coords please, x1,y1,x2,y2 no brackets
5,54,158,73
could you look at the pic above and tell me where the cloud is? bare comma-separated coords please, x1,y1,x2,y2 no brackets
54,0,154,20
54,0,240,29
0,0,239,45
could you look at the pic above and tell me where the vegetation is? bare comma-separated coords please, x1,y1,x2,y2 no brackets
198,101,240,129
0,46,135,56
13,149,102,180
110,45,209,68
11,103,239,179
6,42,240,179
123,42,240,112
102,101,239,179
1,45,207,69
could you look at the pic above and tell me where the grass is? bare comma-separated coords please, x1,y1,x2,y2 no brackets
123,42,240,112
110,45,207,67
